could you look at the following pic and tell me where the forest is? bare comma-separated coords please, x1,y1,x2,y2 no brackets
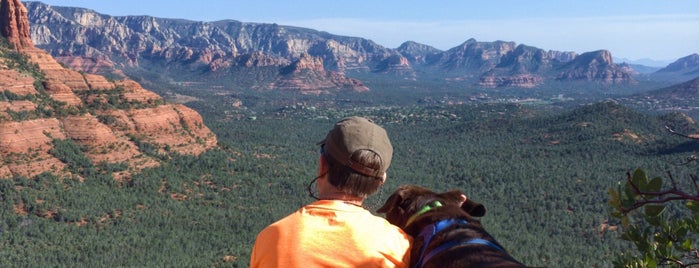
2,90,698,267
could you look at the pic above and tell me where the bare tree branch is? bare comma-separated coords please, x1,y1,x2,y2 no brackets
620,171,699,214
666,125,699,140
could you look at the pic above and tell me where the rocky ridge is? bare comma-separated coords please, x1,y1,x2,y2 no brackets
656,54,699,76
23,1,637,89
0,0,217,179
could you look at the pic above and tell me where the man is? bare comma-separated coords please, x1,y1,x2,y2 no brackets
250,116,411,268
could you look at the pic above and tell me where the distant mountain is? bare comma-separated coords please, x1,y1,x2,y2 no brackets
625,64,661,74
1,0,217,179
23,1,636,90
649,54,699,83
614,57,673,68
555,50,634,84
656,54,699,75
395,41,442,64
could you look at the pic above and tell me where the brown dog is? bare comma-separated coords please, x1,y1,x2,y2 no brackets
378,185,530,268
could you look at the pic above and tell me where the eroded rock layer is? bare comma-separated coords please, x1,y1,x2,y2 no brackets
0,0,217,179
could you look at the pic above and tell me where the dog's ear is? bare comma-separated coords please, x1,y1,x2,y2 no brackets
442,190,468,206
443,190,487,217
377,190,404,214
462,199,486,217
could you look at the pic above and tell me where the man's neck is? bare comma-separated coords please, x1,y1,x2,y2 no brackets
318,191,364,206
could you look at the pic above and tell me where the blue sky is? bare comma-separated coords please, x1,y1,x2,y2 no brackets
32,0,699,65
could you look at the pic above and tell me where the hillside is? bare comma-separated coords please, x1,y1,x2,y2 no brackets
648,54,699,82
23,1,637,90
0,0,217,179
3,93,698,266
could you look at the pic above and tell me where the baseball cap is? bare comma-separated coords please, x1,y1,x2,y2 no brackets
318,116,393,178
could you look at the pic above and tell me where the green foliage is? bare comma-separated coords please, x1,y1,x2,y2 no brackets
71,86,166,120
126,134,169,161
49,139,95,176
1,90,697,267
0,38,45,80
609,168,699,267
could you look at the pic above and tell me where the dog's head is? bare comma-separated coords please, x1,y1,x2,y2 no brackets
377,185,485,229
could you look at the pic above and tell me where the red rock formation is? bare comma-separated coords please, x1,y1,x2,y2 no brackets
0,118,64,153
0,119,68,178
83,74,115,90
54,55,122,75
274,54,370,94
0,0,33,50
115,79,162,103
0,62,40,120
42,80,83,106
0,69,37,95
27,49,91,90
0,0,217,179
127,104,217,155
0,100,35,114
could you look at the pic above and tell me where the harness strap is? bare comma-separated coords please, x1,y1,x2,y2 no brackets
420,238,505,267
414,219,505,268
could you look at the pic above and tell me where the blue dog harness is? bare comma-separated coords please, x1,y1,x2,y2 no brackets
410,204,505,268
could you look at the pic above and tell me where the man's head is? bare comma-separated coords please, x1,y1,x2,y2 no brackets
318,116,393,198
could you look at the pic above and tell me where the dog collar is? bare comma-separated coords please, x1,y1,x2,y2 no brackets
405,200,443,227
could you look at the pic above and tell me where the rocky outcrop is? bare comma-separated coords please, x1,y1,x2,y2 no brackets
396,41,442,64
436,39,517,72
556,50,635,84
547,51,577,63
374,54,416,79
0,0,217,179
233,51,289,68
476,45,553,87
274,54,369,94
281,53,324,73
0,0,33,50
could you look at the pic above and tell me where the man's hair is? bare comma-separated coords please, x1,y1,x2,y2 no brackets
324,149,384,198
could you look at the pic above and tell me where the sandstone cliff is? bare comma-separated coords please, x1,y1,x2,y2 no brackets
0,0,217,179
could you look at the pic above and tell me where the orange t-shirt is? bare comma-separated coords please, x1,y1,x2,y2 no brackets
250,200,411,268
